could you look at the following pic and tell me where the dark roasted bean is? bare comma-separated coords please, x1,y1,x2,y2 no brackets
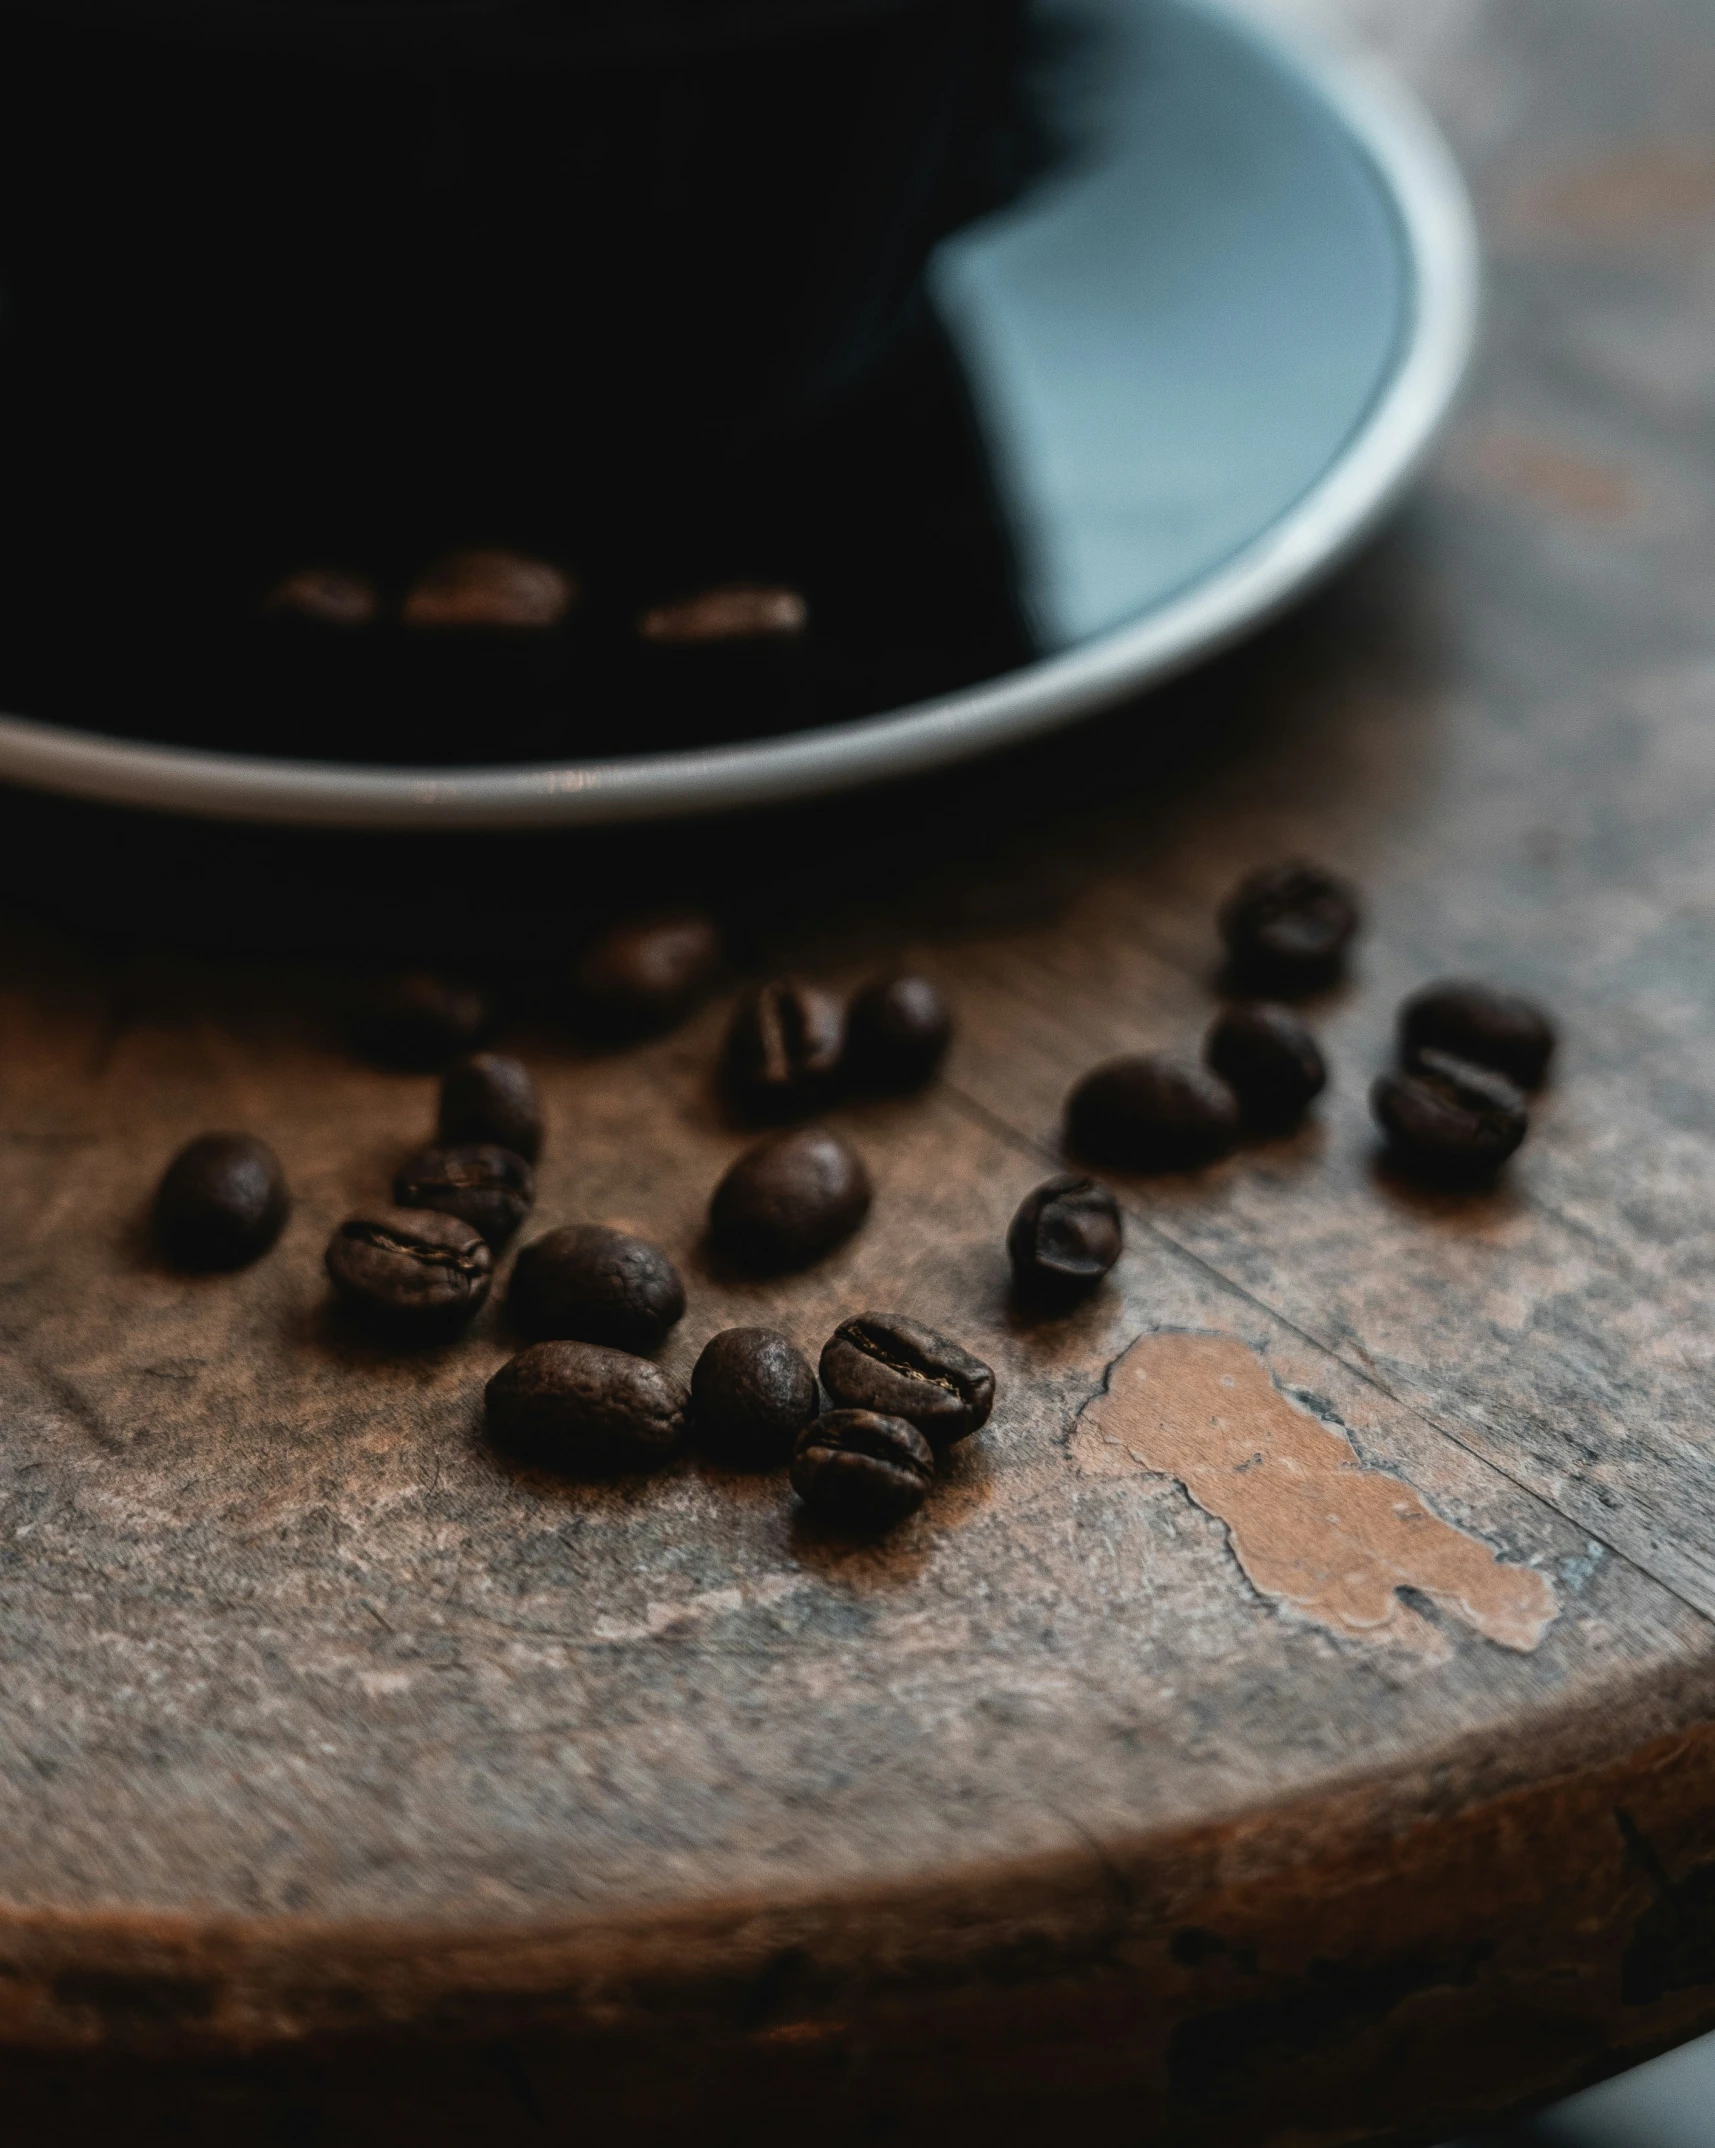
508,1223,685,1352
394,1142,534,1248
1371,1049,1529,1181
154,1132,289,1271
819,1312,995,1449
691,1327,819,1466
1398,979,1556,1090
790,1410,933,1530
324,1207,491,1337
571,911,723,1038
352,972,492,1071
723,978,844,1118
1205,1002,1327,1131
437,1052,544,1163
402,549,575,629
708,1127,871,1272
262,567,376,625
1218,861,1361,992
1065,1053,1239,1170
843,975,953,1093
638,585,808,643
1006,1175,1122,1306
486,1341,688,1474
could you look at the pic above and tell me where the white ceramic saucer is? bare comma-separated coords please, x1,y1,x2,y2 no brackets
0,0,1476,827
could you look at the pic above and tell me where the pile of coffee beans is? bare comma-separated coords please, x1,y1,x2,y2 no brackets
1373,979,1553,1183
721,970,952,1119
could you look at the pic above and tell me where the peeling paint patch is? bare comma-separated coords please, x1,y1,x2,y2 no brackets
1072,1333,1557,1657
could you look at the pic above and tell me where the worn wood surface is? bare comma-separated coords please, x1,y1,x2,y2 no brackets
5,0,1715,2139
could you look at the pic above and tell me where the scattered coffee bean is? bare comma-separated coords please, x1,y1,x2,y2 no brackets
1398,979,1556,1090
790,1410,933,1530
572,911,723,1038
324,1206,492,1337
438,1052,544,1163
1219,861,1361,992
1006,1175,1122,1306
394,1142,534,1248
638,585,808,643
843,975,953,1093
486,1341,689,1474
723,978,846,1118
1065,1053,1240,1170
154,1132,289,1271
508,1223,686,1352
352,972,492,1071
819,1312,995,1449
262,567,377,625
708,1126,872,1272
1205,1002,1327,1131
691,1327,819,1466
402,549,575,629
1371,1049,1529,1181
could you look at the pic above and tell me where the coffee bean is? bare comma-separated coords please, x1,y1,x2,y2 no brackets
394,1143,534,1248
638,586,808,643
154,1133,289,1271
691,1327,819,1466
262,567,377,625
1371,1049,1529,1181
819,1312,995,1449
508,1223,685,1352
438,1052,544,1163
843,975,953,1093
352,972,492,1071
1205,1003,1327,1131
486,1341,689,1474
1398,980,1556,1090
790,1410,933,1530
723,978,845,1118
572,911,723,1038
1006,1175,1122,1306
1065,1053,1240,1170
1219,861,1361,992
402,550,575,630
324,1207,492,1337
708,1126,872,1272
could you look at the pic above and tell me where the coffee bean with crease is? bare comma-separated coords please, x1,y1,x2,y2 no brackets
352,972,492,1072
508,1224,685,1353
438,1052,543,1163
1065,1053,1240,1170
486,1341,689,1474
154,1132,290,1271
1205,1003,1327,1131
819,1313,995,1450
394,1142,533,1248
708,1127,872,1272
1371,1049,1529,1182
723,978,844,1118
572,911,723,1039
1219,861,1361,993
691,1328,818,1466
1007,1175,1122,1307
790,1410,934,1530
1398,980,1556,1090
324,1207,492,1338
843,975,952,1093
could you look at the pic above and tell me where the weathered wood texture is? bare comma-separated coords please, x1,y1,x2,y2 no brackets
5,1,1715,2140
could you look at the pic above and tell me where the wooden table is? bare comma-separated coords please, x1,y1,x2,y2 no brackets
4,2,1715,2139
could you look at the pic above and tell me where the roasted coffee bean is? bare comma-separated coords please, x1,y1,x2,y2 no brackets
790,1410,933,1530
402,549,575,629
486,1341,689,1474
708,1127,872,1272
691,1327,819,1466
262,567,377,625
1006,1175,1122,1306
394,1142,534,1248
1371,1049,1529,1181
1219,861,1361,991
1065,1053,1240,1171
154,1132,289,1270
1205,1002,1327,1130
352,972,492,1071
437,1052,544,1163
572,911,723,1038
723,978,845,1118
1398,980,1556,1090
508,1223,685,1352
819,1312,995,1449
324,1206,492,1337
843,975,953,1093
638,585,808,643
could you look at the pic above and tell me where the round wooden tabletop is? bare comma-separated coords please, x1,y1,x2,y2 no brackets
5,2,1715,2141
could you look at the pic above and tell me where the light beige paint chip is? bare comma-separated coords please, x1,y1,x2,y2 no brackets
1073,1332,1556,1656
